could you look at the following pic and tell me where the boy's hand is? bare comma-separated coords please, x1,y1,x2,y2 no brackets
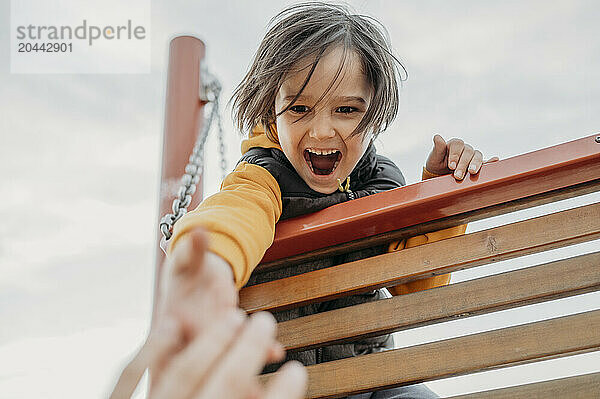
425,134,499,180
157,228,238,344
151,228,285,389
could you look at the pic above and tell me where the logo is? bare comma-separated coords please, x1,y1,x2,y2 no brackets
11,0,151,74
15,20,146,46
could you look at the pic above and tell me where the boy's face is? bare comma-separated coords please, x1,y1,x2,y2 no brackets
275,47,373,194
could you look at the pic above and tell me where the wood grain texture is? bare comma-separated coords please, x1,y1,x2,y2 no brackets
273,310,600,399
240,202,600,313
447,372,600,399
277,251,600,351
256,179,600,273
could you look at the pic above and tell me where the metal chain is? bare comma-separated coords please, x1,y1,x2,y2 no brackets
215,100,228,181
205,70,228,181
159,73,224,244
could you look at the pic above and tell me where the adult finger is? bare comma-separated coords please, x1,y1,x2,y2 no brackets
446,138,465,171
195,312,278,399
151,310,246,399
453,143,473,179
243,379,264,399
110,319,180,399
265,341,285,364
147,317,187,392
263,361,307,399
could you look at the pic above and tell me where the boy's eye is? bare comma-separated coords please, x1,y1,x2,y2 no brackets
289,105,310,114
336,106,358,114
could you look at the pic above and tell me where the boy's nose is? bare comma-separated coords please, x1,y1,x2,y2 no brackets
308,114,336,140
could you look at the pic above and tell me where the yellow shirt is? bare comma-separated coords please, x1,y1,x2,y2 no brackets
169,126,466,292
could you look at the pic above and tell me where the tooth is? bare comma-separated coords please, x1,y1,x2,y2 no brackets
307,148,341,155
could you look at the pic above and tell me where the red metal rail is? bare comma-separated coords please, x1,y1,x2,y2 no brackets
262,134,600,263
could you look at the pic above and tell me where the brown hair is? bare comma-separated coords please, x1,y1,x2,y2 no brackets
230,1,407,141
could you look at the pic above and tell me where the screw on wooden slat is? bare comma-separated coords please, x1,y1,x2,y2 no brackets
596,136,600,143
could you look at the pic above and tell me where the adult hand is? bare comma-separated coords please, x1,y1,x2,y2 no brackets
156,228,238,345
425,134,499,180
110,228,307,398
154,228,288,387
110,312,307,399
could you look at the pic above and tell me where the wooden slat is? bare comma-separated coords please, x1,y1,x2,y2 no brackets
263,134,600,263
277,251,600,351
267,310,600,399
447,372,600,398
240,202,600,313
257,178,600,273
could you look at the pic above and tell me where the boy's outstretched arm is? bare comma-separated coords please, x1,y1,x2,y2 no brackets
167,161,283,290
160,159,285,358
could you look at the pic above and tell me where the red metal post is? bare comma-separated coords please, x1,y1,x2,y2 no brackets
153,36,206,320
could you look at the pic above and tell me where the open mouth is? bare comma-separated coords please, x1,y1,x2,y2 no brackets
303,148,341,176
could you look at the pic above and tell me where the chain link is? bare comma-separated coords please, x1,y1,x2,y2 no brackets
215,100,228,181
159,72,227,246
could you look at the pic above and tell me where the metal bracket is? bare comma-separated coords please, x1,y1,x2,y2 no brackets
199,60,220,102
199,60,210,102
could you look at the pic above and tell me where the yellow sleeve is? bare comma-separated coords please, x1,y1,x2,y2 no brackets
387,166,467,296
167,162,282,289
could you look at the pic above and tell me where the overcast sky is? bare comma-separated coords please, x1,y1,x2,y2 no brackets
1,1,599,398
